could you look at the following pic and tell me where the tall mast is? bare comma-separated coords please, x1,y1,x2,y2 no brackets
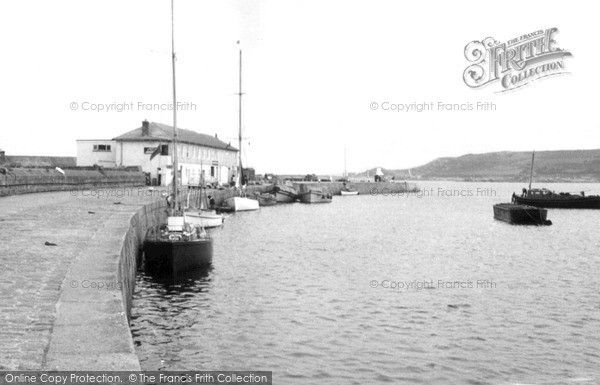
344,146,347,178
528,150,535,191
171,0,179,210
237,47,243,186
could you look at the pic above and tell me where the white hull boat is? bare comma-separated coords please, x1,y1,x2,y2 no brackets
224,196,260,211
184,210,224,228
341,189,359,196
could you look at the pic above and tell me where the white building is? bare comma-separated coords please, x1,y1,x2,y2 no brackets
77,120,238,186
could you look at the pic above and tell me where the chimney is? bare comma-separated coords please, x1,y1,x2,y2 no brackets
215,133,218,139
142,120,150,136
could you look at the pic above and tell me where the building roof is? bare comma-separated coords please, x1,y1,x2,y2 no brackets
4,156,76,167
113,122,238,152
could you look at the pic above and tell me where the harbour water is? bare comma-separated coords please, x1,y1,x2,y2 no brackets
130,182,600,384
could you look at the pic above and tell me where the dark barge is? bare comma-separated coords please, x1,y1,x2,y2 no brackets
493,203,552,226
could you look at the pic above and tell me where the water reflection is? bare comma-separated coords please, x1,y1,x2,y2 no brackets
130,267,213,370
140,267,213,290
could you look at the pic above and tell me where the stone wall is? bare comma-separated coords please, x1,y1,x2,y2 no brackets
293,181,420,195
42,196,169,370
0,168,146,196
119,200,168,317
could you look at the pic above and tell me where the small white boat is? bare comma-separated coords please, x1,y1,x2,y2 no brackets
224,196,259,211
341,189,359,196
184,210,224,228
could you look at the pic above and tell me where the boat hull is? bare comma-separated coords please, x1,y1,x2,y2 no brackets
253,193,278,206
271,185,298,203
184,211,224,228
513,195,600,209
341,190,359,196
224,196,260,211
144,238,213,273
493,203,551,225
299,189,332,204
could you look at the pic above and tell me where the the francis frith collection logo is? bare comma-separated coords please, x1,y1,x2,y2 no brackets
463,28,572,92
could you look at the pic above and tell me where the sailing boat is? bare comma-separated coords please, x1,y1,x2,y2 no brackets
223,46,259,212
340,147,358,196
143,0,213,273
184,163,225,228
512,151,600,209
184,197,225,227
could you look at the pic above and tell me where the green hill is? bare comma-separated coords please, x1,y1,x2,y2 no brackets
354,150,600,182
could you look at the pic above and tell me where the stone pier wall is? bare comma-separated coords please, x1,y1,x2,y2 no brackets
118,200,168,318
0,189,164,370
292,181,420,195
0,168,146,197
43,196,167,370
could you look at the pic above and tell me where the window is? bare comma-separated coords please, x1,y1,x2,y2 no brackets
210,166,215,177
161,145,169,156
93,144,111,152
143,147,156,154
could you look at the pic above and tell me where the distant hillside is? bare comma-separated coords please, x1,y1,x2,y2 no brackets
353,150,600,182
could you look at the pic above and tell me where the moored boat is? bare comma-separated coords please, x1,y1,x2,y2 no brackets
184,210,224,228
224,196,260,211
340,183,359,196
512,150,600,209
299,187,332,203
493,203,552,225
143,1,213,275
512,189,600,209
184,182,225,228
224,45,260,213
252,192,278,206
144,218,213,273
270,184,298,203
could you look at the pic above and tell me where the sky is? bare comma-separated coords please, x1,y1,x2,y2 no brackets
0,0,598,175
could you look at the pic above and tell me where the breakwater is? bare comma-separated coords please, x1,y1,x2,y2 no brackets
0,190,164,370
0,167,146,197
292,181,420,195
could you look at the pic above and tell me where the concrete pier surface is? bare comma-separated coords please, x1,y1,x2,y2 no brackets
0,188,164,370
